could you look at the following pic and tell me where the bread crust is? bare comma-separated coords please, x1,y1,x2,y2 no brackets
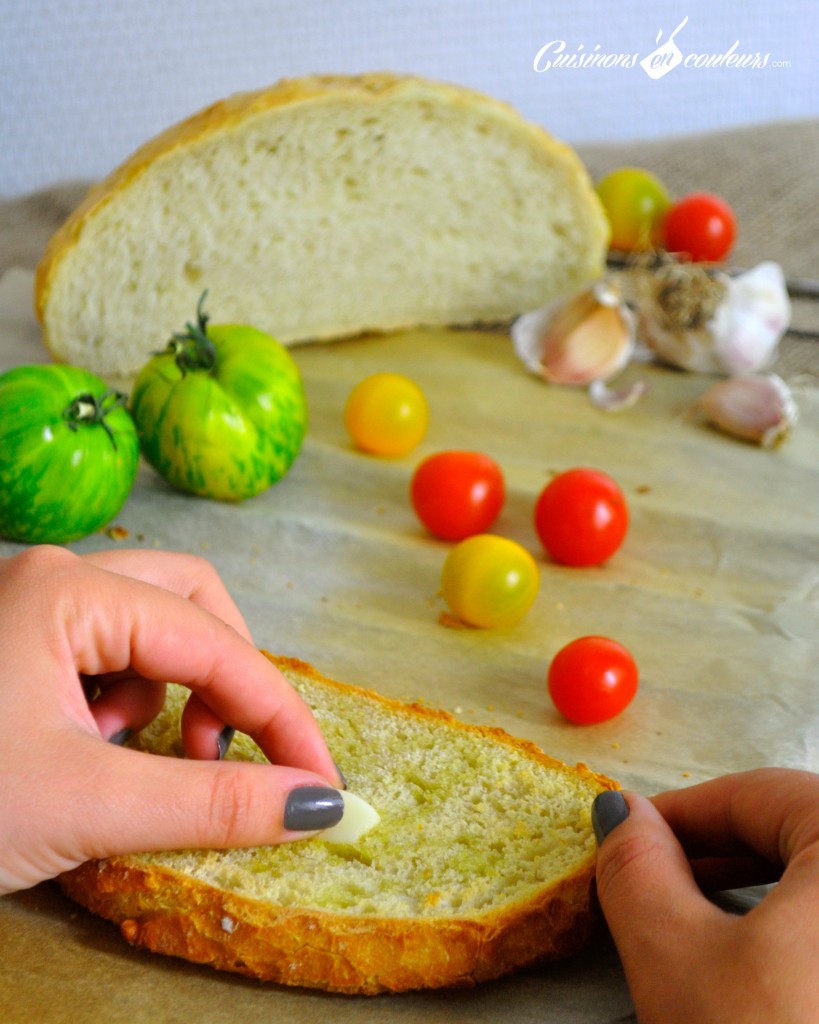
59,654,618,994
34,73,608,358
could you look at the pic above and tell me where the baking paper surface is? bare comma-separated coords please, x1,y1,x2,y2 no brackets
1,267,817,1023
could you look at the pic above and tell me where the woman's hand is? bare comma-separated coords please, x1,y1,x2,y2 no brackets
0,545,345,895
592,768,819,1023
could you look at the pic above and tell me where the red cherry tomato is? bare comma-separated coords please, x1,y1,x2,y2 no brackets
663,192,737,262
548,636,638,724
411,451,505,540
534,468,628,567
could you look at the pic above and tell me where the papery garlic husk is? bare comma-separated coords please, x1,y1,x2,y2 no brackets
699,373,797,447
638,261,791,375
512,280,635,384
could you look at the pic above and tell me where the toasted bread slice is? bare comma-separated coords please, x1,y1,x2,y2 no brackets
59,654,616,994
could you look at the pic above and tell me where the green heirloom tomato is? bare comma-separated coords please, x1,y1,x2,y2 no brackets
0,365,139,544
130,294,307,501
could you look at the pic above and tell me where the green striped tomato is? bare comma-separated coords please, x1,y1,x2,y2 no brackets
129,295,307,501
0,364,139,544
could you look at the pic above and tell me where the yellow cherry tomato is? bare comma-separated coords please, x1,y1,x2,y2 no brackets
596,167,671,251
441,534,540,629
344,372,429,456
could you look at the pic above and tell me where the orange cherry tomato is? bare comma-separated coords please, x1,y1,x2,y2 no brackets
344,373,429,456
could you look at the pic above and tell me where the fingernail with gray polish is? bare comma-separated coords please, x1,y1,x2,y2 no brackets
109,727,132,746
592,790,629,844
284,787,344,832
216,726,236,761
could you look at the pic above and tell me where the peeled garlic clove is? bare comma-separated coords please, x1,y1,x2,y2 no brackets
699,373,797,447
512,281,635,384
318,791,380,844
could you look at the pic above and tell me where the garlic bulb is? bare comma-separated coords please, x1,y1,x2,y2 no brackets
638,261,791,374
512,280,635,385
699,373,797,447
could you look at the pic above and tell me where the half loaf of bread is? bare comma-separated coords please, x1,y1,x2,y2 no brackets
59,654,617,995
35,73,608,380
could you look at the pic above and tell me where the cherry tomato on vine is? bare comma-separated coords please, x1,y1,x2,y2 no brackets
663,192,737,262
534,468,628,567
411,450,505,540
441,534,540,629
344,372,429,456
548,635,638,724
595,167,671,251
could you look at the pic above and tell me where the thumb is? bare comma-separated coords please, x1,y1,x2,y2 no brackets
62,738,345,866
592,790,723,978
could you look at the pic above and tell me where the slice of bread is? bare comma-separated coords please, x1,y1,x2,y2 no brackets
59,654,617,995
35,73,608,380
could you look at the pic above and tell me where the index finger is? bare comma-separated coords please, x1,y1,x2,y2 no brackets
651,768,819,868
47,554,338,783
81,549,254,642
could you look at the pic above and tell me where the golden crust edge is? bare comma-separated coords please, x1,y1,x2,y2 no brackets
34,71,608,336
58,851,600,995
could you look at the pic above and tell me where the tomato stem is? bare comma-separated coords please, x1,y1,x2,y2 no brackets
163,291,217,375
63,389,128,449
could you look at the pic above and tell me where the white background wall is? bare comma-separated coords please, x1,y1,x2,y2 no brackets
1,0,816,197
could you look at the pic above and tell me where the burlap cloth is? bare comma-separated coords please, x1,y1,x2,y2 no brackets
2,117,817,375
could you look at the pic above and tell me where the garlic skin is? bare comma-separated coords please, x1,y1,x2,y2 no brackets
512,281,635,385
711,262,792,374
640,261,791,374
699,373,797,447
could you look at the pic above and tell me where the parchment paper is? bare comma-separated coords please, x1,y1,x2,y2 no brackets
0,265,817,1023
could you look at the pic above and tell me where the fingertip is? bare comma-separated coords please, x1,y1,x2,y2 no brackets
216,726,236,761
592,789,629,844
333,761,348,790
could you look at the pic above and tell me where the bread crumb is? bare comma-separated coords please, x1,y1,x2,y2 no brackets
611,742,620,749
105,525,129,540
681,771,691,778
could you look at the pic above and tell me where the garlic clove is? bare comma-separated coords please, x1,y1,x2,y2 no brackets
637,260,791,375
318,791,380,844
699,373,797,447
636,264,730,373
512,281,635,385
711,262,792,374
